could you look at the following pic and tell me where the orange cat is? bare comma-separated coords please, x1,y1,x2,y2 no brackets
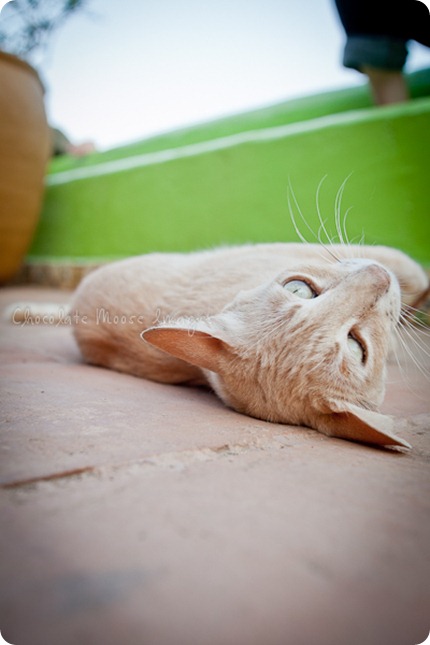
71,243,428,449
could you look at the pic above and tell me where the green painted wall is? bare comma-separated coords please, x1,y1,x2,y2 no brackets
31,71,430,265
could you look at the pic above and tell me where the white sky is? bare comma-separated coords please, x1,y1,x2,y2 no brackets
18,0,430,150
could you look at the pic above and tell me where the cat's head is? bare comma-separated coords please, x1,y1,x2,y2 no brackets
143,258,411,449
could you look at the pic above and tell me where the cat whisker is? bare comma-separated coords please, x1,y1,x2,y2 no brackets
398,317,430,360
393,320,430,379
399,308,430,337
315,175,333,246
390,307,430,385
400,312,430,336
402,302,430,317
341,206,354,246
316,222,341,258
400,306,430,335
315,177,349,262
287,178,341,264
322,245,342,264
399,329,430,364
334,174,351,248
390,331,406,379
345,232,366,249
387,327,428,401
397,288,429,307
287,178,314,245
406,299,429,311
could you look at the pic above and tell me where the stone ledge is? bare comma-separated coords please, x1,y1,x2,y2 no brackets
10,260,103,289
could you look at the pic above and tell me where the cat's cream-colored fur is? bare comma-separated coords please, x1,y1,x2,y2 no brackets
71,243,429,449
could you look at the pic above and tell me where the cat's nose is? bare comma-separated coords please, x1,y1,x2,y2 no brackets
361,263,391,291
343,259,391,292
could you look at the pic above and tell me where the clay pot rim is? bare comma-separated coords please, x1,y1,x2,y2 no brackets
0,49,45,92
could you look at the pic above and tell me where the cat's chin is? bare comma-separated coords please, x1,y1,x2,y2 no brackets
209,383,411,450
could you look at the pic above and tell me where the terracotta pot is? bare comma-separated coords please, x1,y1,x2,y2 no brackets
0,50,50,283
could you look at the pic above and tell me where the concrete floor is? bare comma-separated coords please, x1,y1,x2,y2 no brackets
1,286,429,645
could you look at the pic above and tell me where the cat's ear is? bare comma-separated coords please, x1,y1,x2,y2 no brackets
142,326,233,373
316,401,411,449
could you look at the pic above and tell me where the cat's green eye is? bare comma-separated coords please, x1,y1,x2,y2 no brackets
347,334,365,363
283,279,316,299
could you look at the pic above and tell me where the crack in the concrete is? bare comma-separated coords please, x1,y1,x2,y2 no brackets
1,465,98,489
0,440,276,490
